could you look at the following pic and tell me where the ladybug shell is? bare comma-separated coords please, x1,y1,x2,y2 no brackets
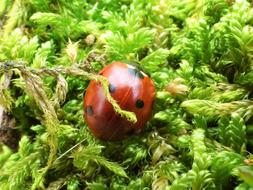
83,62,155,141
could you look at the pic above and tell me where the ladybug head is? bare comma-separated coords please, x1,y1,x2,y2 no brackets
119,60,150,77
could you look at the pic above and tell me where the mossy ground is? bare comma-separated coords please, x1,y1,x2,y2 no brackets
1,0,253,189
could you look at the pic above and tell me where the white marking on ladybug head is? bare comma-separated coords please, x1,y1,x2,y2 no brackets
140,71,147,77
127,64,136,69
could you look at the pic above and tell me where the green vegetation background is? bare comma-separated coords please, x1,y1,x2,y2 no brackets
1,0,253,189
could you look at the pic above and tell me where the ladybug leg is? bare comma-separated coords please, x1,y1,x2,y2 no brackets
126,127,135,136
82,90,86,98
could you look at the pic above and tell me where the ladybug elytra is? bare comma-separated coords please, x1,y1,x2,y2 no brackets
83,62,155,140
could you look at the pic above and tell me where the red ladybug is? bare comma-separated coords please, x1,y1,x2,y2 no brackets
83,62,155,140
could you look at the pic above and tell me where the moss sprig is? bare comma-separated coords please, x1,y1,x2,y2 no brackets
168,129,215,190
0,61,137,123
181,99,253,121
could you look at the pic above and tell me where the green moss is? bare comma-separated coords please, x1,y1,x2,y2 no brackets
1,0,253,189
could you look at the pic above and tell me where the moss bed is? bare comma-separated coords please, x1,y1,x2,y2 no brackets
1,0,253,189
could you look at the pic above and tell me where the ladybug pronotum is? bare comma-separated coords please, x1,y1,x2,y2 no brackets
83,62,155,140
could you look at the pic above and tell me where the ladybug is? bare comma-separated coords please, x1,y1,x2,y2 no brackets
83,62,155,140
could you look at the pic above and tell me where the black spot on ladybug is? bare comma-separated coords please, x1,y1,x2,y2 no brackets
109,83,116,93
85,106,93,116
135,99,144,108
128,68,144,79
